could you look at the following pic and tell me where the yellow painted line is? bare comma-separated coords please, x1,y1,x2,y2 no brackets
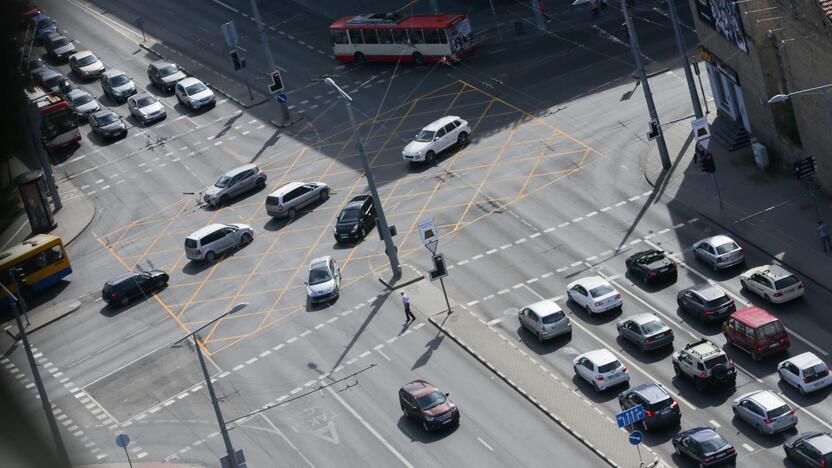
176,262,221,319
517,135,558,198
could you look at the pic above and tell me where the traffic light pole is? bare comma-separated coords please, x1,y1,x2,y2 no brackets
249,0,292,125
711,173,723,211
666,0,703,119
438,277,452,314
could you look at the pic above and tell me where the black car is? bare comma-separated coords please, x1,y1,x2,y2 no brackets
102,270,169,306
334,195,376,243
625,249,677,284
677,284,736,322
399,380,460,432
672,427,737,466
618,384,681,431
90,109,127,140
147,60,186,92
784,432,832,467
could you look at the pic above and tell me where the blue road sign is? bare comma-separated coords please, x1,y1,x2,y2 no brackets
629,430,643,445
276,93,288,104
615,405,645,428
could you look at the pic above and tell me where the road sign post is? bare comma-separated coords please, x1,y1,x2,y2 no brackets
418,217,439,254
115,434,133,468
629,430,644,466
615,405,645,428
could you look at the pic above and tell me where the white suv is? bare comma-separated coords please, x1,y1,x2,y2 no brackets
740,264,804,303
176,77,215,110
402,116,470,163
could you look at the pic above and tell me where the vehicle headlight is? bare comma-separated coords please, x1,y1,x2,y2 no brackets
306,286,314,296
351,225,359,233
424,415,436,421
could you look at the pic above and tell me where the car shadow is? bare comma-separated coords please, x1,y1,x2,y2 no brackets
98,94,125,108
775,379,832,404
305,296,338,312
623,271,677,293
672,306,726,337
516,325,571,356
564,300,622,325
396,416,459,442
668,374,734,408
263,216,291,232
570,374,626,403
640,423,680,447
98,295,151,317
202,184,268,211
615,336,674,364
144,83,174,97
729,414,795,449
721,342,789,380
84,128,127,147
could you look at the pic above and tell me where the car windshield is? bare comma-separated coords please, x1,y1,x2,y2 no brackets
98,113,118,125
110,74,130,86
72,94,93,106
715,242,739,255
598,360,621,373
215,175,232,188
541,311,565,324
158,64,179,76
53,37,70,47
774,276,800,289
704,355,728,369
697,433,728,453
416,390,446,410
641,320,665,334
767,404,791,418
77,55,96,66
589,284,614,298
705,295,731,308
338,208,361,223
755,321,784,338
135,96,156,107
308,268,332,285
185,82,207,95
44,76,63,87
415,130,435,142
639,253,665,264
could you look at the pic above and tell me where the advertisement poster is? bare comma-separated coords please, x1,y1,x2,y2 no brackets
695,0,748,53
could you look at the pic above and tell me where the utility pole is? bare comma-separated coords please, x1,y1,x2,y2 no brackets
325,78,402,279
249,0,292,126
1,270,70,468
621,0,672,169
665,0,703,118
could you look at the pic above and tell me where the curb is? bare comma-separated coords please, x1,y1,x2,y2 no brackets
5,299,81,340
428,312,627,468
60,178,96,248
378,273,425,291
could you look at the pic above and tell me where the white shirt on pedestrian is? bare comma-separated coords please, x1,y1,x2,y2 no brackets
401,293,410,305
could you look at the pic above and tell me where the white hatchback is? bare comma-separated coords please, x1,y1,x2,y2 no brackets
778,352,832,395
740,264,804,304
693,235,745,271
567,276,622,314
573,349,629,392
402,116,470,163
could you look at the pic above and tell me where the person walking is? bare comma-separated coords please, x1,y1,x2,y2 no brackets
819,220,831,252
401,291,415,323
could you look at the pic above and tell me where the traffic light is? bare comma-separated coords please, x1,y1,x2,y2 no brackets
429,254,448,281
230,50,242,71
701,152,716,173
269,70,284,94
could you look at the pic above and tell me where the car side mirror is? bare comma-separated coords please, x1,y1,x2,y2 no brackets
303,281,308,285
444,392,449,397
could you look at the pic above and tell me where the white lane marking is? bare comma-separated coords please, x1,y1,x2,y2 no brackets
629,196,641,202
472,254,484,260
500,244,512,250
544,227,556,233
709,419,721,428
477,437,494,451
486,249,498,255
212,0,239,13
529,233,541,238
497,289,510,295
377,349,392,361
572,217,584,223
742,443,754,452
614,201,627,207
586,211,598,218
487,317,506,326
327,387,414,468
467,300,479,306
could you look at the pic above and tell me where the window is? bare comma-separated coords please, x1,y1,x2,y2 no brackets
443,123,456,133
363,29,379,44
377,29,394,44
392,29,408,44
423,29,441,44
453,120,462,128
348,29,364,44
409,29,424,43
435,128,447,139
284,188,301,202
331,29,349,44
541,311,564,324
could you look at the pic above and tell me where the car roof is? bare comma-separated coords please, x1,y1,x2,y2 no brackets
37,68,61,79
102,69,126,78
750,264,795,280
730,306,779,328
92,109,116,118
785,352,824,369
576,276,608,289
46,32,64,40
223,164,257,177
269,181,304,197
689,427,721,442
401,379,437,398
743,390,786,411
179,77,202,87
105,271,141,286
687,283,726,301
700,235,735,247
630,249,663,260
188,223,226,239
310,256,332,269
583,349,616,365
346,195,371,208
806,433,832,453
628,313,661,326
131,92,155,101
422,115,460,131
151,59,176,68
630,383,671,403
528,300,563,317
72,50,94,59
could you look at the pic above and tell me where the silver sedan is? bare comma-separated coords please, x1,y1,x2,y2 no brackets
127,92,166,125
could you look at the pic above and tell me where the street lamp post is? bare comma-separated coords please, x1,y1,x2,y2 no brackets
769,84,832,125
324,77,402,279
174,302,248,468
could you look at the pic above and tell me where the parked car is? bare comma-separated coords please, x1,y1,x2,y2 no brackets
21,56,47,76
31,13,57,43
672,339,736,390
740,264,804,304
518,299,571,342
676,284,736,322
175,77,215,110
618,383,681,430
402,116,470,163
672,427,737,466
66,88,100,120
625,249,677,284
784,432,832,467
265,181,329,218
566,276,622,314
202,164,266,207
127,92,166,125
723,306,790,361
44,33,76,61
333,195,376,243
778,352,832,395
33,67,71,94
573,349,629,392
100,69,136,103
732,390,797,434
305,256,340,304
89,109,127,140
184,223,253,262
692,235,745,271
616,313,673,352
398,380,460,431
147,60,186,92
69,50,105,79
102,270,169,306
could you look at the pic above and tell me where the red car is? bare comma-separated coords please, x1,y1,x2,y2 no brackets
723,306,790,361
398,380,460,431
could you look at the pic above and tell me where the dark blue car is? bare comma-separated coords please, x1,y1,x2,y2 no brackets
32,13,57,43
673,427,737,466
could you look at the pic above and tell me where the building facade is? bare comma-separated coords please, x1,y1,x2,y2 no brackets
688,0,832,191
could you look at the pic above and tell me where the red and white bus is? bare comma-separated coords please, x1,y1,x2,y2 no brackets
26,87,81,153
329,13,474,64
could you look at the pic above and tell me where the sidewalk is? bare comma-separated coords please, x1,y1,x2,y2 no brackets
399,265,662,468
641,117,832,292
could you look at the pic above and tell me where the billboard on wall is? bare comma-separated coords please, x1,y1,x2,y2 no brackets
694,0,748,53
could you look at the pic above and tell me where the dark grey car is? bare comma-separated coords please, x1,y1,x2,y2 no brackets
618,384,681,430
147,60,186,92
677,284,736,322
89,109,127,140
616,313,674,352
67,88,101,120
